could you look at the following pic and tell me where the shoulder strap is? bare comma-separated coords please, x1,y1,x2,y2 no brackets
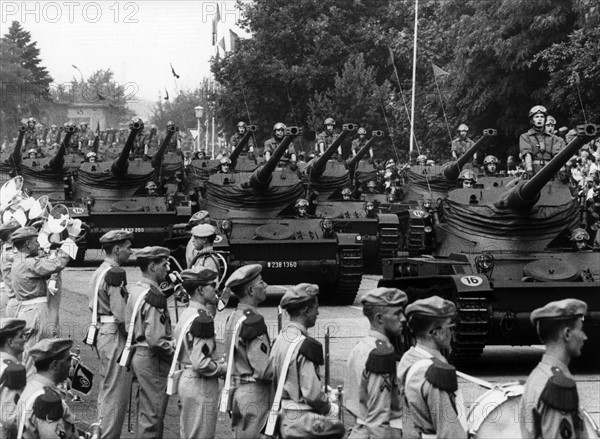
168,312,202,376
17,388,45,439
91,266,112,325
123,289,150,352
219,314,248,413
264,335,306,437
404,358,433,389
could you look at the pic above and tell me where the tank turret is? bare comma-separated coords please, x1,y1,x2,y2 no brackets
443,128,497,181
247,127,301,190
48,124,77,171
229,125,257,169
151,122,178,169
111,118,144,176
307,124,356,181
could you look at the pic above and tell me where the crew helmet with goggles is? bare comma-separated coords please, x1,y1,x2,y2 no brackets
237,121,247,128
358,127,367,135
483,155,499,165
458,169,477,182
528,105,547,118
324,117,335,126
546,115,556,125
220,157,232,165
570,228,590,242
273,122,286,131
458,124,468,131
367,180,377,188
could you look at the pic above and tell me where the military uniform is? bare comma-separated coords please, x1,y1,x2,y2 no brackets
126,248,173,439
230,132,255,153
519,128,564,163
184,211,210,267
451,137,474,158
1,237,19,318
520,299,588,439
264,137,296,166
89,230,133,439
351,138,371,159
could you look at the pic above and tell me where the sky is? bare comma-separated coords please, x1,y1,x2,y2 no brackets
1,1,248,102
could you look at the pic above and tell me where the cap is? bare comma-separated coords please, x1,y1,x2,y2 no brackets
135,246,170,260
191,224,216,238
405,296,456,319
28,338,73,362
0,318,26,337
280,283,319,309
99,229,134,244
0,220,21,240
361,287,408,307
11,227,38,242
180,267,218,284
188,210,210,227
225,264,262,288
530,299,587,324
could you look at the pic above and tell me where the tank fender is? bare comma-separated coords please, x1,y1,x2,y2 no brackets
376,213,400,226
336,232,362,247
449,274,492,293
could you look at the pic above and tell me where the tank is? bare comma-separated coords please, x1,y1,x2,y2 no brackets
74,119,193,249
168,127,364,305
379,124,600,362
0,125,26,184
346,130,382,186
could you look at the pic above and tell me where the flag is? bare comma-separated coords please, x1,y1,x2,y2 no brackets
218,37,226,53
573,71,580,85
164,89,169,100
432,62,449,79
229,29,240,52
170,63,180,79
212,4,221,46
70,362,94,394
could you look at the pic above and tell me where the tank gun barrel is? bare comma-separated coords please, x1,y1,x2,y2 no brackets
54,127,62,145
495,124,600,210
248,127,301,190
346,130,382,170
91,133,99,154
151,123,178,168
443,129,497,180
7,125,27,170
111,118,144,176
229,125,257,168
309,124,356,180
48,125,77,171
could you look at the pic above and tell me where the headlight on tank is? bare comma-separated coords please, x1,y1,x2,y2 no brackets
355,234,362,242
424,226,433,233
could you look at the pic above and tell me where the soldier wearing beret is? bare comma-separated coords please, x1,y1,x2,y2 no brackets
125,246,174,439
174,267,226,438
345,288,407,439
0,319,28,438
1,220,21,318
185,210,211,268
269,284,345,439
520,299,588,439
397,296,467,439
10,228,71,350
89,230,134,438
223,264,272,438
17,338,78,439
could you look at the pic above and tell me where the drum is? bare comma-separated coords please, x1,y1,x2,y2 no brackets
583,409,600,438
467,384,523,439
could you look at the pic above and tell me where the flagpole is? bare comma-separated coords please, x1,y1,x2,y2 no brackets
433,68,453,143
409,0,419,156
212,116,215,158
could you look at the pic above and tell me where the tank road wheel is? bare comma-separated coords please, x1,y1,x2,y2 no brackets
328,244,363,306
450,296,490,364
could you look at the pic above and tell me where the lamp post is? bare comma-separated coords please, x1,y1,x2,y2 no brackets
194,106,204,152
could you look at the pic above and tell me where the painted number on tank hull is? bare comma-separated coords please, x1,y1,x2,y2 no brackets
267,261,298,269
460,276,483,286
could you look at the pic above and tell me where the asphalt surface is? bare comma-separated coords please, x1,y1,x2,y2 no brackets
23,265,600,437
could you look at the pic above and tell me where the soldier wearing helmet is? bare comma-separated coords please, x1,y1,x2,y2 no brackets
458,169,477,188
351,127,373,160
145,180,158,196
451,123,475,161
218,157,232,173
86,151,98,163
316,117,341,156
229,121,255,155
24,117,40,151
341,187,353,201
416,154,427,166
570,228,590,251
520,105,564,174
294,198,309,217
483,155,499,176
365,180,379,194
264,122,297,167
76,121,92,152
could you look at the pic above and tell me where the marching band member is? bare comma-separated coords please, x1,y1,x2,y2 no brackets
0,319,27,438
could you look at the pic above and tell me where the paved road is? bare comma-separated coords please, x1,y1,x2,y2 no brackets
47,267,600,437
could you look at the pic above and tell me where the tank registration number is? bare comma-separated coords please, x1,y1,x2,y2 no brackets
267,261,298,269
123,227,145,233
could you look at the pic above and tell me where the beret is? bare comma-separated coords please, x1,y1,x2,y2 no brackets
28,338,73,362
361,288,407,307
225,264,262,288
99,229,134,244
530,299,587,324
191,224,216,238
405,296,456,319
188,210,210,227
10,227,38,242
180,267,218,285
280,283,319,309
136,246,170,260
0,318,26,337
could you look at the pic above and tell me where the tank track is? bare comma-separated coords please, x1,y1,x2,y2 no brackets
331,246,363,305
405,215,426,256
450,296,489,364
376,223,401,267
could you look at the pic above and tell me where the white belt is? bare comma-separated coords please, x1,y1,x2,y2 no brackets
99,316,116,323
20,297,47,305
355,418,402,430
281,400,312,411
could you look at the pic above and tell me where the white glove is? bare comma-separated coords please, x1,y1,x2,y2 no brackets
325,402,339,419
60,238,78,259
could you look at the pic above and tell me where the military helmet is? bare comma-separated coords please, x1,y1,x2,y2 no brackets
145,181,157,190
324,117,335,126
295,198,309,208
417,154,427,162
367,180,377,188
51,124,57,129
86,152,97,158
546,115,556,125
426,159,435,166
528,105,547,118
80,122,88,128
220,157,232,165
273,122,286,131
458,169,477,182
341,188,352,196
483,155,499,165
237,121,247,128
570,228,589,242
358,127,367,135
27,117,36,123
458,124,468,131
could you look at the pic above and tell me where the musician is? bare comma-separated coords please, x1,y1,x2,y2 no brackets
269,284,345,439
223,264,272,438
520,105,564,174
345,288,406,439
18,338,78,439
185,210,211,268
0,319,28,438
520,299,588,439
89,230,134,439
230,121,255,154
0,220,20,318
125,246,174,439
174,268,226,439
10,227,70,350
397,296,467,439
451,124,475,161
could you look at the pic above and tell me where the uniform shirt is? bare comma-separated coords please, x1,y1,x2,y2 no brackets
185,238,199,269
0,351,26,431
1,243,16,300
126,278,174,360
397,345,467,439
451,137,474,156
345,330,402,437
269,322,330,415
230,132,255,152
351,138,372,158
519,129,564,160
316,131,336,153
263,138,296,162
520,353,586,439
223,304,272,382
190,246,219,273
88,258,128,324
11,250,70,301
174,302,221,377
